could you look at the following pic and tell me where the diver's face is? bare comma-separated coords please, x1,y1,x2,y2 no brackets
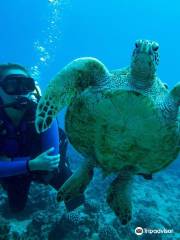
0,69,29,104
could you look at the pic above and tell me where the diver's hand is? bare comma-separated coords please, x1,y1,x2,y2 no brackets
28,147,60,171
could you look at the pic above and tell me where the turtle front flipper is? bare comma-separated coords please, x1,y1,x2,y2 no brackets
170,82,180,107
35,57,109,133
106,169,134,225
57,158,94,204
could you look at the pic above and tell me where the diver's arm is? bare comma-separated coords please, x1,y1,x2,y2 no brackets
40,119,60,155
0,157,30,177
27,119,60,172
0,120,60,177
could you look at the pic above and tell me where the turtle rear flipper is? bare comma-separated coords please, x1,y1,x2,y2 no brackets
107,170,133,225
57,158,94,203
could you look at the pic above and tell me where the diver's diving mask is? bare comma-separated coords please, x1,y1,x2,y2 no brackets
0,74,41,110
0,74,36,95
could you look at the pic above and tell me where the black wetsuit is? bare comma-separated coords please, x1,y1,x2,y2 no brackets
0,106,84,212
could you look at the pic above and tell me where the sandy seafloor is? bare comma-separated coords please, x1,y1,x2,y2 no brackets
0,151,179,240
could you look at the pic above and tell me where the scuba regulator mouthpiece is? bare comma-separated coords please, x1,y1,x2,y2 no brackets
0,94,38,110
12,96,33,110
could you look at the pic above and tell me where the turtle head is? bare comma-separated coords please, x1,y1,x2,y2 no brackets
131,40,160,80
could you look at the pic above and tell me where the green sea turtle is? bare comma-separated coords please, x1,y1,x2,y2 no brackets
35,40,180,225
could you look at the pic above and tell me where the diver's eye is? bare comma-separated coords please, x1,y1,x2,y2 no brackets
152,42,159,51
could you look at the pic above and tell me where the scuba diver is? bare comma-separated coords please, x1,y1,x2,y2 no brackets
0,63,84,213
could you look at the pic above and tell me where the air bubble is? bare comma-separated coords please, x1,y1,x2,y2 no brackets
31,0,70,81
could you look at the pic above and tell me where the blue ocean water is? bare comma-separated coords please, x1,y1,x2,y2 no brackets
0,0,180,89
0,0,179,239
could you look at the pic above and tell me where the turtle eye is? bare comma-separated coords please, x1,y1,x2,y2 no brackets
152,42,159,51
135,40,141,48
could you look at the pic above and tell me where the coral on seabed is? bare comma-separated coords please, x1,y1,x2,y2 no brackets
0,218,10,240
0,165,179,239
98,225,120,240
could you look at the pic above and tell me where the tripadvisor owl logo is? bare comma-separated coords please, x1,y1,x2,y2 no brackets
135,226,174,236
135,227,143,235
